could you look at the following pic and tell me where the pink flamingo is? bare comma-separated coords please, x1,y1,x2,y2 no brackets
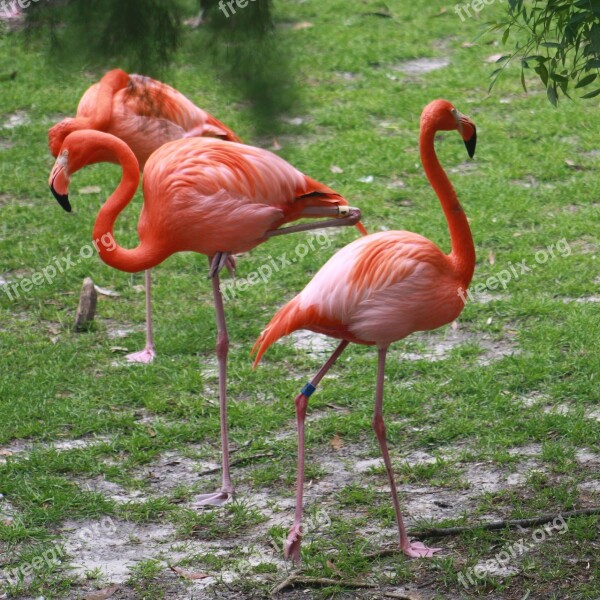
49,131,366,506
252,100,477,560
49,69,241,363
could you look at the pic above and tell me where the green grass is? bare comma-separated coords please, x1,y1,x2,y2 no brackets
1,0,599,598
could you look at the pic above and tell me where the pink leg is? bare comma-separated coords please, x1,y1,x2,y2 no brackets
285,340,349,562
194,258,233,507
126,269,157,364
265,206,362,239
373,347,441,558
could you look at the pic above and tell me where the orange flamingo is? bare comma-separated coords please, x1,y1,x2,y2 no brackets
49,69,241,363
49,131,366,506
252,100,477,560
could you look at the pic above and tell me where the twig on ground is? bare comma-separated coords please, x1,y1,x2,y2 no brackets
410,507,600,538
272,575,377,595
198,452,274,477
271,574,419,599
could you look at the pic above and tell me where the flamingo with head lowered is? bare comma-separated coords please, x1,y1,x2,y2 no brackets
252,99,477,561
49,69,241,363
49,131,366,506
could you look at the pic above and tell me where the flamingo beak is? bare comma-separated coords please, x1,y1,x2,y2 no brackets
452,109,477,159
49,160,72,212
463,125,477,159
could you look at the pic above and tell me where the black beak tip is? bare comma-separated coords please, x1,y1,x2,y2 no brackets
51,185,72,213
464,127,477,159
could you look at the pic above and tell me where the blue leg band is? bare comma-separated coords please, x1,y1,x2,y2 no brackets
301,382,317,398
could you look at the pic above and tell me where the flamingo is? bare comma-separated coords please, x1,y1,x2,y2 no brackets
49,69,241,363
49,131,366,506
252,99,477,561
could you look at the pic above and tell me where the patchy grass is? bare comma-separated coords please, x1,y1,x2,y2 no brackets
1,0,599,598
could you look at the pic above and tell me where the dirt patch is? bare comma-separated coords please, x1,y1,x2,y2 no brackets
561,296,600,304
2,111,29,129
448,161,478,174
289,330,337,360
393,324,519,366
392,57,450,75
140,450,220,495
59,519,180,583
511,175,540,189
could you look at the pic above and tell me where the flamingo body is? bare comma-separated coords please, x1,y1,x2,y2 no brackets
136,138,348,261
253,230,470,358
49,70,240,168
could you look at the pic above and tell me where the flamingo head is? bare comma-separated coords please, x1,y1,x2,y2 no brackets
422,99,477,158
49,145,73,213
49,130,135,213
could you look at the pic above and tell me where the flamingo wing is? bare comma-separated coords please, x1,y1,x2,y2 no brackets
253,231,464,363
140,138,324,255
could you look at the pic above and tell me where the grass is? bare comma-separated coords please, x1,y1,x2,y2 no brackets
1,0,599,598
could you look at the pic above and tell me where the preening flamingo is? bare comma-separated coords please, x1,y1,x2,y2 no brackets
252,99,477,561
49,131,366,506
49,69,241,363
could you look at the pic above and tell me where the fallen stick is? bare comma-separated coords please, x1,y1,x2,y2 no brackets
272,574,377,595
409,507,600,538
271,574,420,599
197,452,274,477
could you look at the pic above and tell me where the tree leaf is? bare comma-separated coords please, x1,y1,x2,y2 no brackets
581,87,600,98
574,73,597,88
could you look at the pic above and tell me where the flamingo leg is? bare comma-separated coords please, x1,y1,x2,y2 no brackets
265,206,362,239
194,255,234,507
286,340,349,562
373,347,441,559
126,269,157,364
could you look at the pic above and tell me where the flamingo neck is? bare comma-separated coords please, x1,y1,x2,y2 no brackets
92,136,162,273
420,124,475,288
92,69,129,130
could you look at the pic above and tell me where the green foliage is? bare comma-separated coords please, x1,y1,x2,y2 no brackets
198,0,297,134
490,0,600,104
24,0,184,75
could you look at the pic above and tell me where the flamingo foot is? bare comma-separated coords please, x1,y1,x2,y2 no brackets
284,524,303,563
225,255,237,278
192,490,232,508
401,541,441,558
209,252,231,279
125,347,156,364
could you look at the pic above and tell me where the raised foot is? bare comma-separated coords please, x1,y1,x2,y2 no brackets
125,347,156,364
402,541,441,558
284,524,302,563
192,490,232,508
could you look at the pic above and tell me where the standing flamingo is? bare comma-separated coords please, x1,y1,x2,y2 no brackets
49,131,366,506
252,100,477,560
49,69,241,363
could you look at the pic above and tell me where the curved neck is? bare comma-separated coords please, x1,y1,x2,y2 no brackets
91,136,160,273
92,69,129,130
420,124,475,288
